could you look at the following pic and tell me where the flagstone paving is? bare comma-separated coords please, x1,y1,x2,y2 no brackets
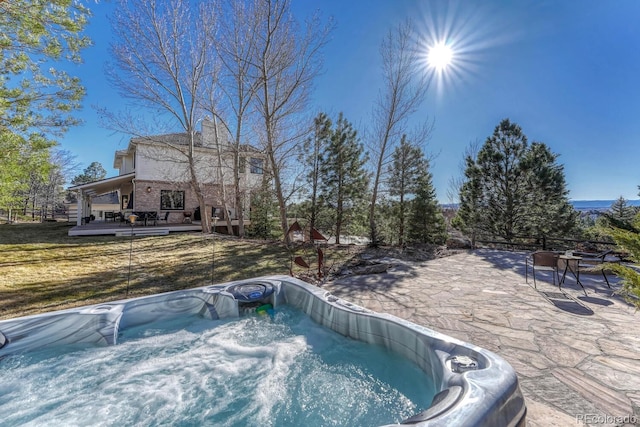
322,249,639,427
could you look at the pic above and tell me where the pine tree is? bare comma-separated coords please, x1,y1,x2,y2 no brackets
455,119,577,242
522,142,577,237
388,136,428,245
246,175,279,240
320,113,369,244
71,162,107,185
604,212,640,309
0,1,90,214
408,168,447,244
609,196,637,223
301,113,332,240
0,0,90,134
453,156,485,247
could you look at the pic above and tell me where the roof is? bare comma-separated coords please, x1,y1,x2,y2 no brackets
67,172,135,197
112,123,263,170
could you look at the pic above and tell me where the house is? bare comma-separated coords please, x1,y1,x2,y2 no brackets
68,119,265,233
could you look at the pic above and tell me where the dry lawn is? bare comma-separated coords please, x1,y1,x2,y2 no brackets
0,222,359,320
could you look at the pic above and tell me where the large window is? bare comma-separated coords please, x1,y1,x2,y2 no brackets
250,157,263,174
160,190,185,210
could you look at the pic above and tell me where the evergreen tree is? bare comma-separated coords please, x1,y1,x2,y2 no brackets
301,113,332,240
0,0,90,134
374,197,397,245
71,162,107,185
246,175,279,240
455,119,576,242
452,155,484,246
388,135,428,245
522,142,577,237
0,132,52,215
609,196,637,223
0,1,90,215
408,168,447,244
67,162,107,203
603,212,640,309
320,113,369,244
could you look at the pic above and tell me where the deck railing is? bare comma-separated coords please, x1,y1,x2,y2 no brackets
474,235,618,253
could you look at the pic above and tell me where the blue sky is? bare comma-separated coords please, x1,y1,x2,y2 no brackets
61,0,640,202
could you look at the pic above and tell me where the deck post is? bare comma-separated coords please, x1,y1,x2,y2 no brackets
76,192,83,226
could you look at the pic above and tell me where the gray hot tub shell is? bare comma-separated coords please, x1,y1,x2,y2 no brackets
0,276,526,426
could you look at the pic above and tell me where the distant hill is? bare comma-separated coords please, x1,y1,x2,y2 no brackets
441,200,640,211
570,200,640,211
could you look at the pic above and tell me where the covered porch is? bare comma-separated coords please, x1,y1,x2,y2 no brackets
67,174,250,236
67,173,135,226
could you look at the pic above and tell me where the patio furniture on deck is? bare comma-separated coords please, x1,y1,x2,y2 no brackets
104,211,116,222
573,250,620,289
157,211,170,225
526,251,560,289
558,253,587,296
131,211,144,225
145,211,159,226
120,211,133,225
131,211,160,226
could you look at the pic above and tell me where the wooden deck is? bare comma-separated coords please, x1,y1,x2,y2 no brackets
68,221,203,236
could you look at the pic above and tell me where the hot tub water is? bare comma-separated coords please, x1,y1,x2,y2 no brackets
0,307,435,426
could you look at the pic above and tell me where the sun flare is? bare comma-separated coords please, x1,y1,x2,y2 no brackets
428,42,454,71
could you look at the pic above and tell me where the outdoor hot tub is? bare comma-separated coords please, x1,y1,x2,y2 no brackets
0,276,526,426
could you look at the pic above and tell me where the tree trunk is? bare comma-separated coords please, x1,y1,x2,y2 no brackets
399,192,405,246
213,117,235,236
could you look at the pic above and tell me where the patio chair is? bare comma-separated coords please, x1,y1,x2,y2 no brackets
526,251,560,289
157,211,170,225
573,249,618,289
145,211,159,226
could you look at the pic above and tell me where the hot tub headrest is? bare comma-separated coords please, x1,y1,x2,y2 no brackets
226,282,275,303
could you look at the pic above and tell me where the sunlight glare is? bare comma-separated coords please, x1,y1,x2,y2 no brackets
428,42,453,71
415,0,507,98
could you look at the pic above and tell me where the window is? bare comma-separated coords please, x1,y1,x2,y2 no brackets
250,157,263,174
239,156,246,173
160,190,185,210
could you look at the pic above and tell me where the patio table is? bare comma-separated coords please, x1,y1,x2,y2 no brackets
558,254,587,296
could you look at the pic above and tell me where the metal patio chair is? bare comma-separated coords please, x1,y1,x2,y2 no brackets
526,251,560,289
157,211,170,225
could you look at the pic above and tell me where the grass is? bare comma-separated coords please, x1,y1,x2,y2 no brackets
0,222,360,320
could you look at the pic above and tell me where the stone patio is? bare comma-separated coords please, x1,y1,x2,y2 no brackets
322,249,639,427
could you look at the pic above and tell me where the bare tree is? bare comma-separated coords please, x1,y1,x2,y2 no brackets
103,0,219,233
205,0,263,238
368,20,430,246
210,117,235,235
44,149,79,218
249,0,333,245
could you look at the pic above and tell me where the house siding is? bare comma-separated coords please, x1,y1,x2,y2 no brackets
132,180,240,224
